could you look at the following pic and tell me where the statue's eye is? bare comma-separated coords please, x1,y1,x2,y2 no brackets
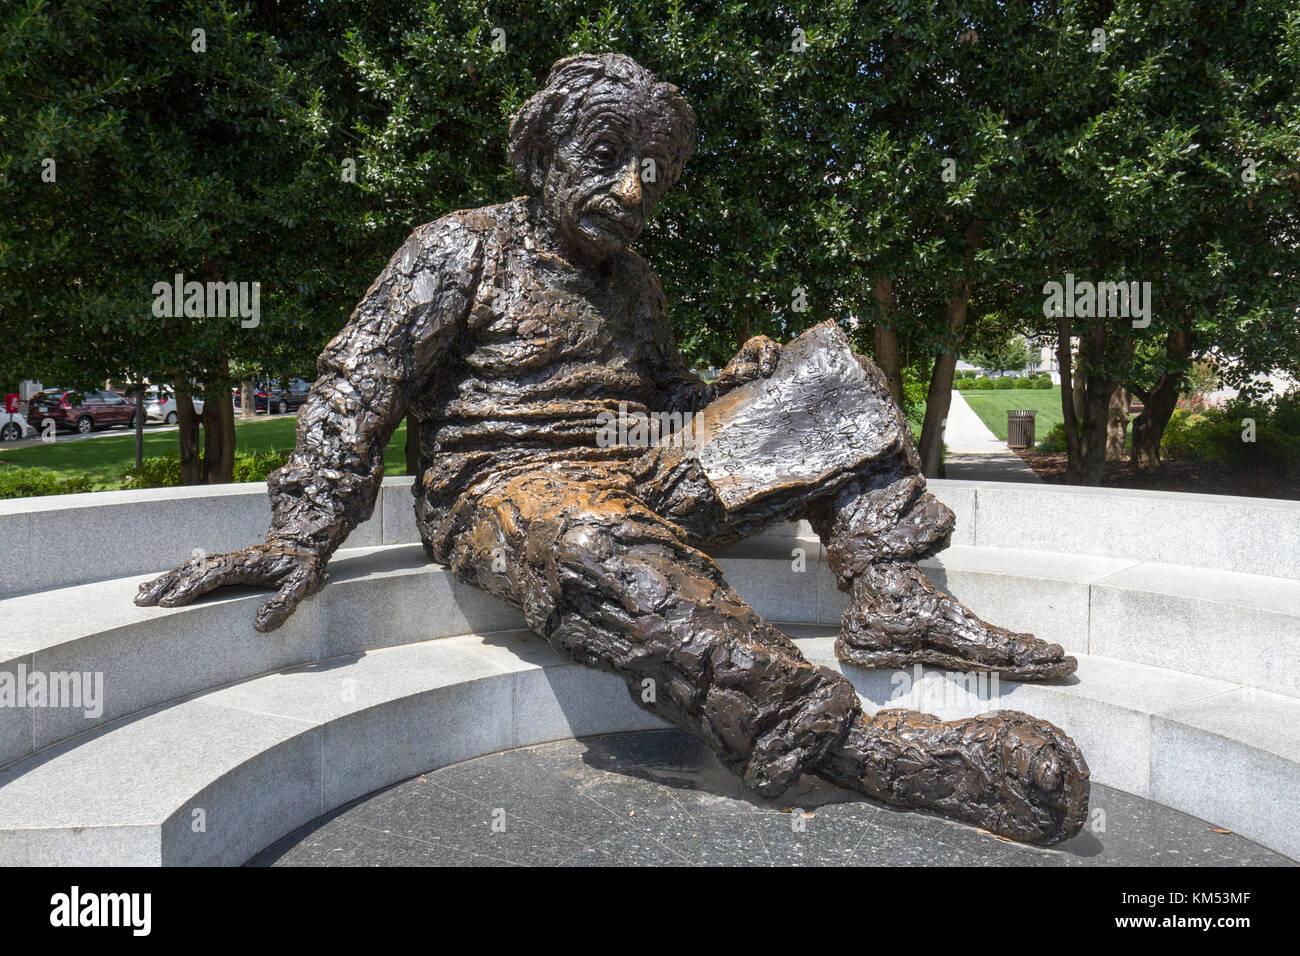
593,140,620,164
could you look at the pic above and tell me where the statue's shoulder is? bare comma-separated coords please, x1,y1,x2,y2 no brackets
392,199,524,285
415,198,525,246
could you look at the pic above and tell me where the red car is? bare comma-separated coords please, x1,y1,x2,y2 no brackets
26,389,137,435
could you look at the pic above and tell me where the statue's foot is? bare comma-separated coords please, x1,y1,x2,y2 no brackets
818,708,1090,845
836,564,1077,681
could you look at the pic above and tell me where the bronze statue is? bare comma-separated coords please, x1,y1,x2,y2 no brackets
137,54,1089,845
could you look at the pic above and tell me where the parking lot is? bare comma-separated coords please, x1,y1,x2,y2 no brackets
2,409,299,449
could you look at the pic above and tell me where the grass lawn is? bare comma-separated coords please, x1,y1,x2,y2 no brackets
959,387,1064,441
0,417,410,491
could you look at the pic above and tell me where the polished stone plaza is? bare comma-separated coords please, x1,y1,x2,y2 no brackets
250,729,1291,867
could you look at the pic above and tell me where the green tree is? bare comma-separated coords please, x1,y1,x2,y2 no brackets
0,0,379,481
4,0,1295,492
1033,1,1300,480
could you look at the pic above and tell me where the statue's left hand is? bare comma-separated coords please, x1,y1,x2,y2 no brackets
713,335,780,393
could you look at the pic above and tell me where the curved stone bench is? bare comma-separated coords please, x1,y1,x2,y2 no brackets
0,631,661,865
1,626,1293,865
0,479,1296,863
3,476,1298,598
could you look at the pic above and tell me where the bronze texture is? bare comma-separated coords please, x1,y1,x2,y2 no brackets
137,54,1088,845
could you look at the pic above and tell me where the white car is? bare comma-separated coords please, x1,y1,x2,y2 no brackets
0,410,32,441
144,387,204,424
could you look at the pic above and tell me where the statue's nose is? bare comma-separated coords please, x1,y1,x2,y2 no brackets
613,159,642,206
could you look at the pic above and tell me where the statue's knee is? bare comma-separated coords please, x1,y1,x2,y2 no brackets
556,517,690,613
826,474,956,568
908,491,955,552
861,490,953,563
553,519,616,566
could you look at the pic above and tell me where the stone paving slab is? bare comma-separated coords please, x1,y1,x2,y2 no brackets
249,729,1293,867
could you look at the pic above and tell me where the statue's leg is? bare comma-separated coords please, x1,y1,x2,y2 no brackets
808,462,1078,680
663,322,1076,681
817,705,1090,846
440,462,1087,844
438,463,859,798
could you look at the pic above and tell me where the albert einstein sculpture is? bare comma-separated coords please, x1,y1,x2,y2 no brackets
138,54,1089,845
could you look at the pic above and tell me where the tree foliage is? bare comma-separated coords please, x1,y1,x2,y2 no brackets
2,0,1295,486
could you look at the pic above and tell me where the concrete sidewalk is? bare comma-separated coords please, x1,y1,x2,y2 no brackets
942,390,1041,483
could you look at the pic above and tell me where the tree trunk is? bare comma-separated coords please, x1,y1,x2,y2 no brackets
1130,378,1179,472
1129,325,1194,473
873,322,904,406
918,286,968,478
173,372,202,485
1073,325,1114,486
871,279,904,406
201,361,236,483
134,386,145,469
1071,356,1086,425
404,412,420,475
239,380,255,420
1056,318,1084,479
1106,386,1130,460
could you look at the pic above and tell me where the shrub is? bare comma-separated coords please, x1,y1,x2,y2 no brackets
1036,422,1068,454
1033,375,1053,389
994,376,1019,389
0,468,95,499
1184,418,1246,464
901,372,927,429
1271,389,1300,436
122,453,183,488
1270,390,1300,436
1253,425,1300,480
1220,389,1300,438
1160,408,1209,457
967,376,992,390
1175,393,1210,414
123,448,292,488
1160,403,1300,479
233,448,291,482
1176,415,1300,476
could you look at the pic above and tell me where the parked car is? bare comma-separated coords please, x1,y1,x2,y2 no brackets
233,378,312,415
26,389,136,435
144,386,204,424
0,410,32,441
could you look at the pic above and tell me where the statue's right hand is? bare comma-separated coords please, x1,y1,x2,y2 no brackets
134,542,327,633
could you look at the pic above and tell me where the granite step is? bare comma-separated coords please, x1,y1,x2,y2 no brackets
0,631,1295,865
3,540,1297,769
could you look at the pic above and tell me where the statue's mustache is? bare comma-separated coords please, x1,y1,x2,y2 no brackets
582,196,643,236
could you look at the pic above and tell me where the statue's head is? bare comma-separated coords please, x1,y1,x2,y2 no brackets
508,53,695,262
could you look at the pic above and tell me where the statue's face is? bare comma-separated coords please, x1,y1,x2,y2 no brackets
541,90,679,262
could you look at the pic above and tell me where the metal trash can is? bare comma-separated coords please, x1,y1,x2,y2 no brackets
1006,409,1037,449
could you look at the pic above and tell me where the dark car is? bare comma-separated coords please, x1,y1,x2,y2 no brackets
26,389,137,435
232,379,312,415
